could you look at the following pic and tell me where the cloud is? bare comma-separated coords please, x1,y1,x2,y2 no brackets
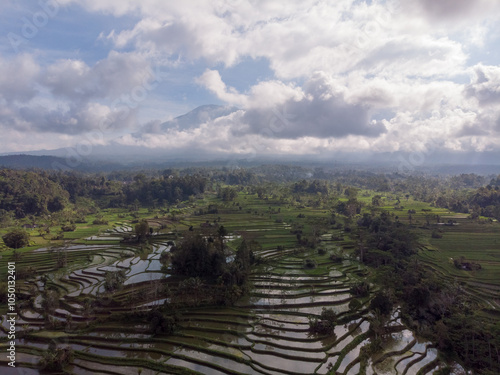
240,73,386,139
41,51,154,101
1,102,136,135
247,80,305,109
404,0,500,22
195,70,247,106
0,54,40,103
0,50,156,141
356,35,466,78
466,64,500,107
2,0,500,157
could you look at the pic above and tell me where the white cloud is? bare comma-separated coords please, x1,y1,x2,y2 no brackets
195,70,247,106
3,0,500,156
466,64,500,107
41,51,154,101
0,54,40,103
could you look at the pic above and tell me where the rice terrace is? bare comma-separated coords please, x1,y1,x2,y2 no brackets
1,167,499,374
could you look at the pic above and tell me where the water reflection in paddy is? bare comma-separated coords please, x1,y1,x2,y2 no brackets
11,228,448,375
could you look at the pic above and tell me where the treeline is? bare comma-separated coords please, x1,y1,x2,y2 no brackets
2,166,500,221
0,168,206,220
432,185,500,219
122,174,206,207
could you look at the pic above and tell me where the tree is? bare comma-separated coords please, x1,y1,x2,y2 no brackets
47,196,65,213
171,233,224,278
235,240,255,270
220,187,238,201
217,225,228,252
38,343,73,372
135,220,150,242
372,195,382,206
2,229,30,249
149,309,177,335
104,270,126,292
369,292,393,316
308,307,337,335
344,187,358,199
41,289,60,316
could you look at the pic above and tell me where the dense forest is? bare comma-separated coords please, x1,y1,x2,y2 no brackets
1,167,499,223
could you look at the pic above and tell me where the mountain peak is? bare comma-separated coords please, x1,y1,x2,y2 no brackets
140,105,240,135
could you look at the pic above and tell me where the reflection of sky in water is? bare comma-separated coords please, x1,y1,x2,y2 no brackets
243,349,322,373
168,350,257,375
124,272,166,285
14,233,442,375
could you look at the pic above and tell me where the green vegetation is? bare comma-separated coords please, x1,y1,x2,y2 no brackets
308,307,338,335
0,166,499,374
2,228,30,248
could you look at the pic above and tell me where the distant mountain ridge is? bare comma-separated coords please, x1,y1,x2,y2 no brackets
0,155,73,170
0,154,134,172
2,105,500,172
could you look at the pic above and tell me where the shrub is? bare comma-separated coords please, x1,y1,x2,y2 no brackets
92,218,109,225
61,224,76,232
2,229,30,249
303,259,317,269
431,230,442,238
149,309,177,335
329,254,343,263
350,281,370,297
104,270,126,292
38,346,74,372
317,248,326,255
309,318,334,335
308,308,337,335
320,307,337,324
160,251,171,265
349,298,362,311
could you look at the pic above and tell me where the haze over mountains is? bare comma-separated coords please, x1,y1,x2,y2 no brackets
1,105,500,175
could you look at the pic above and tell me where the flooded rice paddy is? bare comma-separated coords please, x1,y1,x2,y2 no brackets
0,225,452,374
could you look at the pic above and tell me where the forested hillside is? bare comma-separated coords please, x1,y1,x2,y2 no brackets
1,167,500,222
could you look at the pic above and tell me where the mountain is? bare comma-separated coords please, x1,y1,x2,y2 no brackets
0,105,240,164
0,155,76,170
139,104,240,134
2,104,500,173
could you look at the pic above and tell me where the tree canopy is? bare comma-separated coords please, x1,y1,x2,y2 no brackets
2,229,30,249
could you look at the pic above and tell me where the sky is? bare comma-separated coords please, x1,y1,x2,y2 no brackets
1,0,500,162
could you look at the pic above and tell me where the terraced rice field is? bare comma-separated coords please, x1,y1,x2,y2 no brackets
417,218,500,315
1,223,448,374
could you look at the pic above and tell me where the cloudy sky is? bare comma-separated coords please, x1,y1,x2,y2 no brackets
1,0,500,161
